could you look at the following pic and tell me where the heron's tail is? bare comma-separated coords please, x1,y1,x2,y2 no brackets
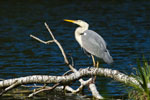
103,50,113,64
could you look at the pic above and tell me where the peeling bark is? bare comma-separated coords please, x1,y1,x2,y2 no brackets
0,67,139,88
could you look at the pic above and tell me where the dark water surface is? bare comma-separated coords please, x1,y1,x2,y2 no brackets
0,0,150,99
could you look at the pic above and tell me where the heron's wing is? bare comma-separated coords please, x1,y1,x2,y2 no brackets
82,48,91,57
81,30,113,64
81,30,106,57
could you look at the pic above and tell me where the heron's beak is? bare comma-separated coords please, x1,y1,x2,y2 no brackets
64,19,76,23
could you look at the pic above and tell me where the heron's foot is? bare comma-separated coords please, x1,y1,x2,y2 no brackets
93,63,96,67
93,61,99,68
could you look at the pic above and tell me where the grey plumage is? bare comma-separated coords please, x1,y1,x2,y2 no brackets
81,30,113,64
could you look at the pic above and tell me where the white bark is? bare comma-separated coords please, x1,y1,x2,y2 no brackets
0,67,139,88
89,83,104,99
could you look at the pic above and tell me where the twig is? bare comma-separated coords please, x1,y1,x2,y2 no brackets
44,22,55,40
21,85,46,88
28,83,60,97
63,70,72,76
44,23,69,64
0,80,19,96
30,23,76,72
70,56,74,67
30,35,54,44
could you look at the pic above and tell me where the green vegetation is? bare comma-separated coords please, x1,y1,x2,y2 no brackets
129,57,150,100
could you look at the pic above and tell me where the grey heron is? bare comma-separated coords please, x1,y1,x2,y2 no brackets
64,19,113,66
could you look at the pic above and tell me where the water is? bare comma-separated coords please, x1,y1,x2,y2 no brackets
0,0,150,99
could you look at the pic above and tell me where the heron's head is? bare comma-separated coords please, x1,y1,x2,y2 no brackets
64,19,89,28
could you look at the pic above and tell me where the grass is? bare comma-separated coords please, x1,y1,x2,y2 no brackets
129,57,150,100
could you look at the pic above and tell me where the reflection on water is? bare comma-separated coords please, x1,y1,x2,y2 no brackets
0,0,150,99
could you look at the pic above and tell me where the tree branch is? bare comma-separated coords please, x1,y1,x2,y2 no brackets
89,83,104,99
0,67,139,88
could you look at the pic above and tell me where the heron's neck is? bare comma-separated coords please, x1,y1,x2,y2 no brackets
74,26,89,47
75,26,89,35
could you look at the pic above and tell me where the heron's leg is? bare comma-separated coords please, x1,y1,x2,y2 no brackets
96,61,99,68
92,61,100,83
91,55,96,67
